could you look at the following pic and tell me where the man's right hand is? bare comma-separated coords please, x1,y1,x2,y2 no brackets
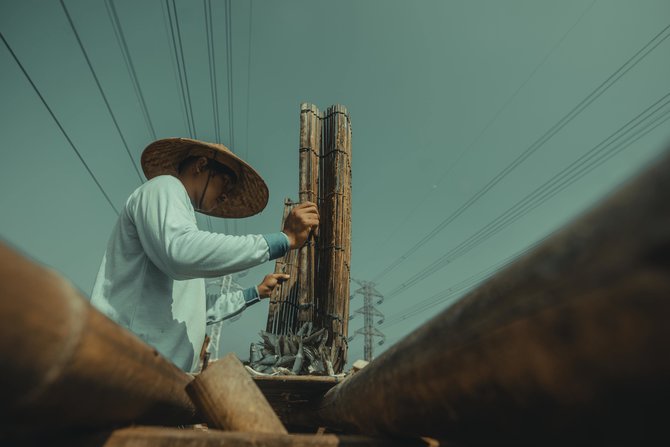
282,201,319,249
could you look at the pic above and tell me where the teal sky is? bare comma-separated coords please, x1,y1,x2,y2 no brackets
1,0,669,364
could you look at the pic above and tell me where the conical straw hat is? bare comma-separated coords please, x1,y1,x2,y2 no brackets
141,138,269,218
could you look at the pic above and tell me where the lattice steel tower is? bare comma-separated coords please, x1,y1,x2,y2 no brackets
348,279,385,361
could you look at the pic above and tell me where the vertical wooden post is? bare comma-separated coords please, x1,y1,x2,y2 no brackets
264,103,352,373
317,105,353,372
266,199,298,334
298,103,321,326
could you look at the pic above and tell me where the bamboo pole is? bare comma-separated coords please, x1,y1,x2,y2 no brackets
267,199,294,333
315,149,670,444
186,353,287,434
0,242,196,437
298,103,321,325
317,105,352,372
264,103,352,372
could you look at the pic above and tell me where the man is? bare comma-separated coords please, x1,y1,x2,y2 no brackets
91,137,318,372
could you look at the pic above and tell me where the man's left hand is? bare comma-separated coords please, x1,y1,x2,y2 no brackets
257,273,290,298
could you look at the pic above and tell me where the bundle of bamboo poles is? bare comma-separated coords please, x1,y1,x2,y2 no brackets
266,199,301,335
265,103,352,373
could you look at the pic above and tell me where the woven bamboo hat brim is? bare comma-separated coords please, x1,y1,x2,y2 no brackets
141,138,269,218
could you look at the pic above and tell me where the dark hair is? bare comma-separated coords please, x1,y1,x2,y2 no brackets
177,156,238,183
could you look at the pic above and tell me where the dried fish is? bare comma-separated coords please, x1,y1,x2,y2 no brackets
303,327,326,345
292,340,304,374
258,355,279,366
249,342,263,363
282,337,291,357
286,337,297,356
325,359,335,376
296,322,309,338
273,335,282,357
303,346,316,363
249,318,338,376
276,355,296,367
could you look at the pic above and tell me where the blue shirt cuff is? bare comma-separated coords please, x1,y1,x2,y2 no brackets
263,232,290,260
243,286,260,306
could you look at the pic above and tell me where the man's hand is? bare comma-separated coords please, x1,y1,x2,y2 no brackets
282,201,319,249
257,273,290,298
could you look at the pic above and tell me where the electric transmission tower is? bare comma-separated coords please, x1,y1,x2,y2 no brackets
348,278,386,361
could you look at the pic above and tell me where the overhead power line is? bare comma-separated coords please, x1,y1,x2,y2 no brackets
377,0,597,250
1,31,119,216
60,0,143,184
106,0,156,140
372,21,670,283
380,235,550,330
165,0,197,139
225,0,235,151
384,89,670,323
384,92,670,301
204,0,226,234
225,0,237,235
244,0,253,163
205,0,221,144
163,0,215,232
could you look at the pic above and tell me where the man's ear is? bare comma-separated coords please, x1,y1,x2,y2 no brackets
195,157,208,173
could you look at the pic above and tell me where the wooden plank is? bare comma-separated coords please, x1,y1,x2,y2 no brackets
187,354,287,434
61,426,430,447
315,148,670,444
0,242,196,438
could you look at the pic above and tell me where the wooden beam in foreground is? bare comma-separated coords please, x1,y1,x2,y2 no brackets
66,426,429,447
0,242,196,437
187,354,287,434
315,150,670,444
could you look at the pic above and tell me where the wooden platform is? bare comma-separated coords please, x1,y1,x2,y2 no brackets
253,375,343,431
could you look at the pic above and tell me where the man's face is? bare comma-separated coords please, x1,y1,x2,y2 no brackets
199,170,235,213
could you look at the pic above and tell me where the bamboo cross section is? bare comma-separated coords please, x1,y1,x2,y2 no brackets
265,103,352,373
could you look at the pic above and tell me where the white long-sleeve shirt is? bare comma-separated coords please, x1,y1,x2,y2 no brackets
90,175,288,372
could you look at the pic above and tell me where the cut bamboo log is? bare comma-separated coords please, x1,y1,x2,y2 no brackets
0,242,196,437
315,150,670,444
186,353,288,434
